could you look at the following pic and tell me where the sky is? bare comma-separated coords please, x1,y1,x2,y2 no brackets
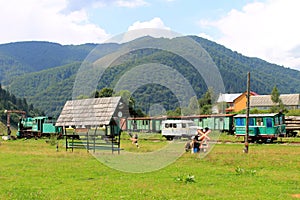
1,0,300,71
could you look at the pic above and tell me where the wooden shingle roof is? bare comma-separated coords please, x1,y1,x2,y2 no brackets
55,97,122,127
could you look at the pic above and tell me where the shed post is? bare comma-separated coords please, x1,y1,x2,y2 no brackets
93,127,97,153
64,126,68,151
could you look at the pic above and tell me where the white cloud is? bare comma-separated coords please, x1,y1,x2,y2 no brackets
198,33,214,41
106,18,175,43
199,0,300,70
116,0,149,8
128,17,170,31
0,0,110,44
63,0,148,12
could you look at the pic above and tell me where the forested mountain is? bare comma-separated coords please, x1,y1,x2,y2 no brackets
191,36,300,94
1,36,300,118
0,84,43,128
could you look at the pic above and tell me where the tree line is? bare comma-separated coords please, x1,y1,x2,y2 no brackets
0,84,44,127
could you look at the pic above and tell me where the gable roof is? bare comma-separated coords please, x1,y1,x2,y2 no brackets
234,91,258,102
250,94,300,107
55,96,123,127
217,93,242,103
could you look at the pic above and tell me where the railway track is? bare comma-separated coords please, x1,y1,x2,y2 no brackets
124,138,300,145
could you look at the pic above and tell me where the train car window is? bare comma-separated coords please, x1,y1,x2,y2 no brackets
182,123,186,128
279,116,284,124
165,123,169,128
173,123,177,128
266,118,273,128
236,118,244,126
274,117,279,125
249,118,254,126
256,118,263,126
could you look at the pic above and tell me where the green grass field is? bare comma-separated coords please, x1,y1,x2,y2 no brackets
0,135,299,200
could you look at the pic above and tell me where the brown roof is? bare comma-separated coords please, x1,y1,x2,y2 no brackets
250,94,300,107
55,97,122,126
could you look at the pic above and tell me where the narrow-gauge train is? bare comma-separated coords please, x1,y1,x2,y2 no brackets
126,113,289,142
16,113,289,143
17,116,61,138
126,114,235,134
234,113,286,142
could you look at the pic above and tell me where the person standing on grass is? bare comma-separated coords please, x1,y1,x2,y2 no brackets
130,133,139,148
191,128,204,153
199,127,211,151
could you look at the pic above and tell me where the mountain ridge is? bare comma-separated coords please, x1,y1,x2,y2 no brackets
0,36,300,117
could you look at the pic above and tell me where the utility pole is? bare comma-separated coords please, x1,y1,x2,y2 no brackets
244,72,250,153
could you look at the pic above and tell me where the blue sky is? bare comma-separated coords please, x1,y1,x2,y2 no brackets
1,0,300,71
84,0,253,36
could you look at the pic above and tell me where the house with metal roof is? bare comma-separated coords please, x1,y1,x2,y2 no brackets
250,94,300,110
216,91,258,113
216,93,242,113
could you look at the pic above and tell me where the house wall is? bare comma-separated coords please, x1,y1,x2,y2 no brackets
234,93,247,112
234,92,257,112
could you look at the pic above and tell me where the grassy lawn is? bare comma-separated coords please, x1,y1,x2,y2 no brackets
0,136,299,200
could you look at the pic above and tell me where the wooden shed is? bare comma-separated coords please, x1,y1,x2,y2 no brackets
55,96,128,153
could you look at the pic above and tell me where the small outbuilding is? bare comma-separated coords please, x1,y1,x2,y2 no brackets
55,96,128,153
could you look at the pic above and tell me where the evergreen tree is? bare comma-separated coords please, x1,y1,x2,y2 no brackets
198,88,213,114
270,86,286,113
98,88,114,98
188,96,199,115
271,86,280,104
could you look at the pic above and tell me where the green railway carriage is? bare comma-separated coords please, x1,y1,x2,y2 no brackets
125,114,235,133
187,114,235,133
127,117,163,133
234,113,286,142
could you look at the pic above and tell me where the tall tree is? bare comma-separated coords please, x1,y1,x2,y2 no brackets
198,88,213,114
270,86,286,113
97,88,114,98
199,88,213,107
188,96,199,115
271,86,280,104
